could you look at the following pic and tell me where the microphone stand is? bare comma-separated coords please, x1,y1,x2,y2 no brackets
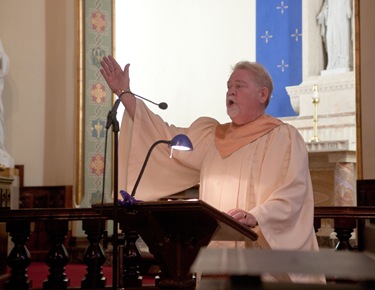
104,92,168,289
105,98,121,290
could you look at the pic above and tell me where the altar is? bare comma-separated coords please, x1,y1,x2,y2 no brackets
285,71,356,208
283,1,357,209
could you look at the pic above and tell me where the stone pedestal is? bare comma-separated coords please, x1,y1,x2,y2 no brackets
0,175,13,209
305,141,356,207
0,168,17,209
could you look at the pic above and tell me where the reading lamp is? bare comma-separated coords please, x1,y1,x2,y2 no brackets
128,134,193,198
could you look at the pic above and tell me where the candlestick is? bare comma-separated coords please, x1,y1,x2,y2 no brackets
310,84,320,143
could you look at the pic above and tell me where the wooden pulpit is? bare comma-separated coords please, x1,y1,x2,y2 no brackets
94,200,257,289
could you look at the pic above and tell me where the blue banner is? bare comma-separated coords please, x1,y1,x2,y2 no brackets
256,0,301,117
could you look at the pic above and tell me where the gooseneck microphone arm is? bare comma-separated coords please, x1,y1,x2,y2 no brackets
118,90,168,110
131,139,169,197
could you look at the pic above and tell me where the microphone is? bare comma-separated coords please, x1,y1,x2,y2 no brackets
106,90,168,130
133,92,168,110
119,90,168,110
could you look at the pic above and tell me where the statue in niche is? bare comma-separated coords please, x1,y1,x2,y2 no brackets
0,38,13,168
317,0,353,72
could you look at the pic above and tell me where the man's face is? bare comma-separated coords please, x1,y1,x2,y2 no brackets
226,68,268,125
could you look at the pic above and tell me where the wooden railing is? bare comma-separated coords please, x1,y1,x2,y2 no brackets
0,208,114,290
314,206,375,251
1,206,375,289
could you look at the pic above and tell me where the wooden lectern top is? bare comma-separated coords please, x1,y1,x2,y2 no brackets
94,199,257,242
127,199,258,242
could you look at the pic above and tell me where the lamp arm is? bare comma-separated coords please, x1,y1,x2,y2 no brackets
131,139,170,197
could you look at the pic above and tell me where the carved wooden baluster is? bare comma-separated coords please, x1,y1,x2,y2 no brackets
334,217,356,251
119,221,143,287
81,219,107,289
4,220,31,290
43,220,69,290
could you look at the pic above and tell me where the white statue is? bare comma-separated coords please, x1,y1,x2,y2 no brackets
0,38,13,168
317,0,353,72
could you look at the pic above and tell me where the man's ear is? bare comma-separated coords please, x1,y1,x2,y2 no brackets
259,87,269,104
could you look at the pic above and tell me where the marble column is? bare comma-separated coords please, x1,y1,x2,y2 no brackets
334,162,355,206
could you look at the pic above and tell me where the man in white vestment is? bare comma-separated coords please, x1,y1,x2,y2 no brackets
100,55,325,284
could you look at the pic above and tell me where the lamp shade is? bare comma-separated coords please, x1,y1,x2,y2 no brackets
169,134,193,151
130,134,193,197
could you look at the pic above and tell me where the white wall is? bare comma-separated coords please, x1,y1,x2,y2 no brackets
0,0,47,183
115,0,256,127
0,0,76,186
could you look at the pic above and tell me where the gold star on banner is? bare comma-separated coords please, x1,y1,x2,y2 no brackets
276,1,289,14
277,59,289,73
261,30,273,44
291,28,302,42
